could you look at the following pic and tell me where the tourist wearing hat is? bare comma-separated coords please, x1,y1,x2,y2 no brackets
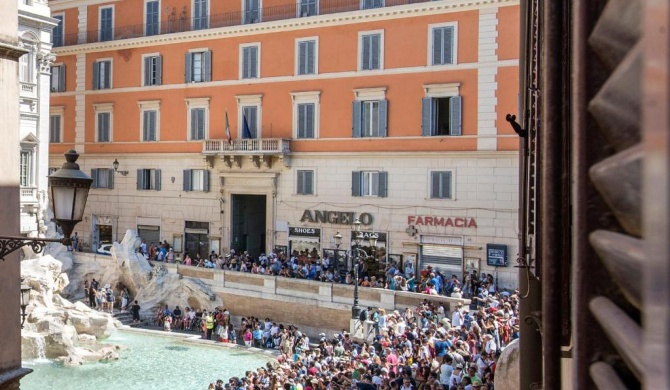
448,364,464,387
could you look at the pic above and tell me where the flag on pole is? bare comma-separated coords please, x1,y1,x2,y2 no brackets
225,110,232,144
242,113,253,139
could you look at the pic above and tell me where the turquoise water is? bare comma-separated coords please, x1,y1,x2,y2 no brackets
22,331,272,390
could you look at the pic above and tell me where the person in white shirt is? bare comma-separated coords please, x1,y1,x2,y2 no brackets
484,334,497,356
451,305,464,327
448,364,464,388
440,356,455,387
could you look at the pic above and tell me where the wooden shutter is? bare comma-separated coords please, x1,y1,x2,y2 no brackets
298,42,306,74
432,28,443,65
352,171,361,196
422,97,434,136
107,168,114,189
248,106,258,138
297,171,305,194
430,172,440,198
203,170,210,192
251,47,258,78
92,62,99,90
190,109,197,140
204,51,212,82
59,65,66,92
371,34,380,69
362,35,371,70
449,96,462,135
144,57,151,86
91,169,98,188
137,169,144,190
185,53,192,82
243,47,250,78
352,101,363,137
103,61,111,88
378,99,388,137
444,27,454,64
155,56,162,85
378,171,388,198
305,171,314,195
306,103,314,138
183,169,191,191
307,41,315,74
155,169,161,191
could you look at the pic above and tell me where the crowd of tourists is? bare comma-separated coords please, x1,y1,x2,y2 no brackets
201,288,518,390
83,278,131,314
145,241,496,299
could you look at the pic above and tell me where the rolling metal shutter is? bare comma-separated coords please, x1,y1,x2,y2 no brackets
420,244,463,279
137,225,160,246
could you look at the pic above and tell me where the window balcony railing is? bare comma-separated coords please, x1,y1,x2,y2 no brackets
20,186,38,203
56,0,430,47
203,138,291,155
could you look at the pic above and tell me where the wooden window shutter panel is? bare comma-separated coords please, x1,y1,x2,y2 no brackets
203,170,210,192
204,51,212,82
137,169,143,190
378,171,388,198
449,96,462,135
183,169,191,191
422,97,434,136
185,53,192,82
378,99,388,137
352,101,363,138
352,171,362,196
155,169,161,191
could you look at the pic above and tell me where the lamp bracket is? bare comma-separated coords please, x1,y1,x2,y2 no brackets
0,236,70,260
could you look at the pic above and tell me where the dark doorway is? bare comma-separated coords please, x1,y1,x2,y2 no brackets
185,221,209,260
231,194,266,258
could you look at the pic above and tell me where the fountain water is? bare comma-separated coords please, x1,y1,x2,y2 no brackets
34,335,48,362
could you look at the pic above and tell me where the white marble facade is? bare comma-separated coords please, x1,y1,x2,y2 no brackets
18,0,57,235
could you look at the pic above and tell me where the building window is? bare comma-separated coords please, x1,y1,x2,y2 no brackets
430,171,453,199
359,32,383,70
52,14,64,47
99,6,114,42
19,150,33,187
297,170,314,195
241,44,259,79
352,171,387,197
96,112,112,142
145,0,160,36
421,96,462,136
241,106,259,139
93,60,112,90
143,55,162,86
186,98,209,140
51,65,66,92
48,167,59,176
352,100,388,137
361,0,383,9
296,103,316,139
137,168,161,190
183,169,209,192
19,50,34,83
91,168,114,189
431,25,456,65
185,50,211,83
291,91,319,139
193,0,209,30
142,110,158,141
243,0,260,24
296,38,317,75
299,0,317,17
50,115,62,143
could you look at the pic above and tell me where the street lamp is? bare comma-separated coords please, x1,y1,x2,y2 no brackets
351,218,364,319
112,158,129,176
0,149,93,260
20,281,31,328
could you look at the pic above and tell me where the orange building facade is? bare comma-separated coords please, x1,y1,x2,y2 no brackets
48,0,520,288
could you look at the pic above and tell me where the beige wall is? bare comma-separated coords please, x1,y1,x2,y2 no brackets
0,0,31,388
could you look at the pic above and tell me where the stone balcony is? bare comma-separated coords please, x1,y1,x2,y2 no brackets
20,186,38,204
202,138,291,169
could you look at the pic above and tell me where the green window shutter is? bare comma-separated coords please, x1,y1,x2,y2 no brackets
137,169,143,190
352,171,362,196
155,169,161,191
59,65,66,91
251,47,258,78
378,99,388,137
91,169,98,188
305,171,314,195
444,171,452,198
183,169,191,191
432,28,443,65
378,171,388,198
185,53,192,82
92,62,99,90
422,97,434,136
352,101,362,138
144,57,151,85
307,41,315,74
431,172,440,198
156,55,162,85
203,170,210,192
449,96,462,135
204,51,212,82
108,168,114,189
370,34,380,70
361,35,371,70
444,27,454,64
103,61,111,88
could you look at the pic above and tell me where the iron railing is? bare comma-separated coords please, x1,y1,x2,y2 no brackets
55,0,430,47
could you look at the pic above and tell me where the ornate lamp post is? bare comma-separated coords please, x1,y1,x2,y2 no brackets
0,150,93,260
20,281,31,328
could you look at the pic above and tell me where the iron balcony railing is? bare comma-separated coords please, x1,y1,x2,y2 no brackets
54,0,430,47
202,138,291,155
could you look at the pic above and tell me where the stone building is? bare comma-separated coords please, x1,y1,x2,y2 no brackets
49,0,521,288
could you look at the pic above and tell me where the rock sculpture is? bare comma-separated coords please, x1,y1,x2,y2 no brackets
494,338,520,389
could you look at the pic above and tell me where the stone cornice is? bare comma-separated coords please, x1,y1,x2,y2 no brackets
0,42,29,59
19,10,60,30
48,0,123,12
53,0,519,56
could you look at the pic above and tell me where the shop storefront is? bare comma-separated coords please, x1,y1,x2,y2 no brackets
419,235,464,279
288,227,321,262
